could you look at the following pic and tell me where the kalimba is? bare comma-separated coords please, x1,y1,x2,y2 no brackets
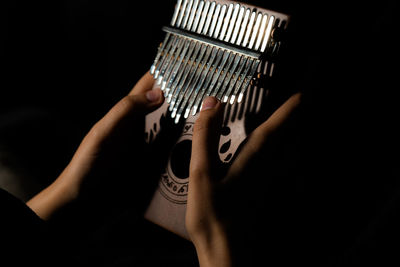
144,0,290,239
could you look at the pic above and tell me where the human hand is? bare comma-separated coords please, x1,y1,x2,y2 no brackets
27,72,164,220
186,93,302,267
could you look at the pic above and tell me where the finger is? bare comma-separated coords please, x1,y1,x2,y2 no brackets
90,87,164,143
227,92,302,178
190,96,224,180
129,72,155,96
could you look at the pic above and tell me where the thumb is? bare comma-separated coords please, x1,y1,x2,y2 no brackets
190,96,224,180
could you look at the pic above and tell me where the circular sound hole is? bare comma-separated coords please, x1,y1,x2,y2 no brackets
170,140,192,179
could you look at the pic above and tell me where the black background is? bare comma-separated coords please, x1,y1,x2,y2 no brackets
1,0,399,266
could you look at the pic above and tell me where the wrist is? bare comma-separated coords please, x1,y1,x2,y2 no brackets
192,224,233,267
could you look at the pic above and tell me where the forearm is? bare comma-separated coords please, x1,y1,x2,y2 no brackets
26,128,99,220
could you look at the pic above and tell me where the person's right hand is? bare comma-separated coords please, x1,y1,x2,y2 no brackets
186,93,302,267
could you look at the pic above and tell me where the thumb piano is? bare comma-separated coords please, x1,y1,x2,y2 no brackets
144,0,290,239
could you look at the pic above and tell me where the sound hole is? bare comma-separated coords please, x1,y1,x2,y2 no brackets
170,140,192,180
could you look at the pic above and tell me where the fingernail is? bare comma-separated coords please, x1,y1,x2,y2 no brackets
146,89,161,102
201,97,218,111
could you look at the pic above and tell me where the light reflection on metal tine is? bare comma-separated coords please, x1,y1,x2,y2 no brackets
149,0,290,125
154,35,178,79
167,40,196,101
169,42,202,113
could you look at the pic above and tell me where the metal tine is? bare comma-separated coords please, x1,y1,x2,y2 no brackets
182,0,194,29
204,50,230,99
161,37,188,91
254,14,268,51
236,59,260,104
262,59,269,80
248,66,259,113
171,0,183,26
241,10,256,47
208,3,220,37
162,0,216,85
202,1,215,35
270,22,280,55
213,5,226,39
248,13,262,50
235,8,249,46
186,0,198,30
174,44,212,123
230,6,244,44
228,95,239,122
255,86,267,114
197,1,210,34
262,59,268,73
222,97,233,126
150,33,171,75
153,35,175,77
177,45,214,120
164,39,191,93
252,64,266,115
182,2,228,112
224,4,240,43
156,36,184,84
169,0,213,102
243,82,253,119
186,47,219,117
269,62,275,77
176,0,188,28
260,15,275,52
168,41,199,104
233,81,251,121
253,86,265,115
166,40,196,100
222,55,247,102
191,48,224,115
191,0,204,32
177,0,214,115
156,36,183,85
219,4,233,41
169,42,202,110
229,57,253,104
172,43,208,119
192,50,230,113
151,0,185,74
154,35,178,79
216,54,242,100
211,52,236,97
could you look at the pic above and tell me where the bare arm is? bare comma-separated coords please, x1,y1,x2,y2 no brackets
186,93,302,266
27,72,164,220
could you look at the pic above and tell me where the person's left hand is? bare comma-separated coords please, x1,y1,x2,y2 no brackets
186,93,302,266
27,72,164,220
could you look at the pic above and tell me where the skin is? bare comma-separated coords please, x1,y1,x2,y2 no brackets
27,72,165,220
187,92,302,267
27,72,302,266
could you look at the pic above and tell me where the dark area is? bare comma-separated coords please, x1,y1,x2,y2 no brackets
170,139,192,179
1,0,399,266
